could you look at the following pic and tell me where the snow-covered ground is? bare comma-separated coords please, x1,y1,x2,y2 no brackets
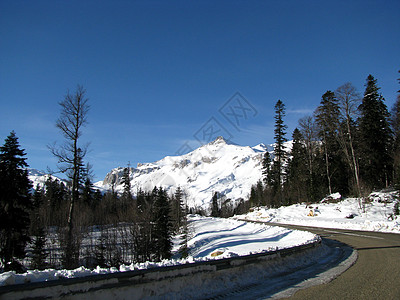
0,216,318,286
185,215,317,258
238,191,400,233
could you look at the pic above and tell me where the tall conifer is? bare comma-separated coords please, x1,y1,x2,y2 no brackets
153,187,172,261
285,128,308,204
0,131,32,271
272,100,287,206
358,75,393,190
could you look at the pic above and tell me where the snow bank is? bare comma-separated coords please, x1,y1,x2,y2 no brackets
0,216,318,287
240,191,400,233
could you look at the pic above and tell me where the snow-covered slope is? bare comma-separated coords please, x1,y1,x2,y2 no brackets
96,137,291,209
238,191,400,233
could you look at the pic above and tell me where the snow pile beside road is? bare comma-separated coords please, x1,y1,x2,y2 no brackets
0,216,318,286
239,191,400,233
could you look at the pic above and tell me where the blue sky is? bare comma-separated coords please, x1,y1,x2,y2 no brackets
1,0,399,181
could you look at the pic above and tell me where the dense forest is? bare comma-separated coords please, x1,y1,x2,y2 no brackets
1,73,399,272
249,74,400,208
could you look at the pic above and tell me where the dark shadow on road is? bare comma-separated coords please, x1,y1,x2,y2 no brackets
209,238,355,299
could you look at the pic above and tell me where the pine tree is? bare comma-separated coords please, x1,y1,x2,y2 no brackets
177,188,189,259
358,75,393,190
153,187,172,261
172,186,186,232
285,128,308,204
272,100,288,206
79,162,95,207
0,131,32,271
136,187,146,212
44,176,67,226
30,185,48,270
178,226,189,259
211,192,220,217
30,226,48,270
262,151,272,186
249,185,257,207
81,177,95,207
121,167,133,202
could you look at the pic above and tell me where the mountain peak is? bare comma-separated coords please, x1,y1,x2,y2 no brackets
208,136,230,146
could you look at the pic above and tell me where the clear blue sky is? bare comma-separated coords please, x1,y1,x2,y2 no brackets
1,0,399,181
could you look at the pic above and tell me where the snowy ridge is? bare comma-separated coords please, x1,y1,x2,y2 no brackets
96,137,292,209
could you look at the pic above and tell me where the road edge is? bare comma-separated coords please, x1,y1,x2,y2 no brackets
272,239,358,299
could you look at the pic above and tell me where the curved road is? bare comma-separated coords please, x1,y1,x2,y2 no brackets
272,224,400,299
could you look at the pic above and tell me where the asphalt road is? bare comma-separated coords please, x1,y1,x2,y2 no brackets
272,224,400,300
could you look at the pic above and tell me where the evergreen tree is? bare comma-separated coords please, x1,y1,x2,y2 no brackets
44,177,67,226
211,192,220,217
136,187,146,212
177,188,189,259
30,185,48,270
256,180,264,206
94,229,108,268
249,182,264,207
0,131,32,271
262,151,272,186
271,100,288,206
358,75,393,190
79,162,95,206
285,128,308,204
30,226,48,270
81,177,95,207
153,187,172,261
30,185,45,237
178,225,189,258
249,185,257,207
121,167,133,203
32,184,44,208
172,186,186,232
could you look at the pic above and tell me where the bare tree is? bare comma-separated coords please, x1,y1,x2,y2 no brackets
49,85,89,268
298,115,319,201
335,83,362,199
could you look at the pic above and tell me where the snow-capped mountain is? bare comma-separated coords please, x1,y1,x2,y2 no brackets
96,136,292,209
28,168,65,188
